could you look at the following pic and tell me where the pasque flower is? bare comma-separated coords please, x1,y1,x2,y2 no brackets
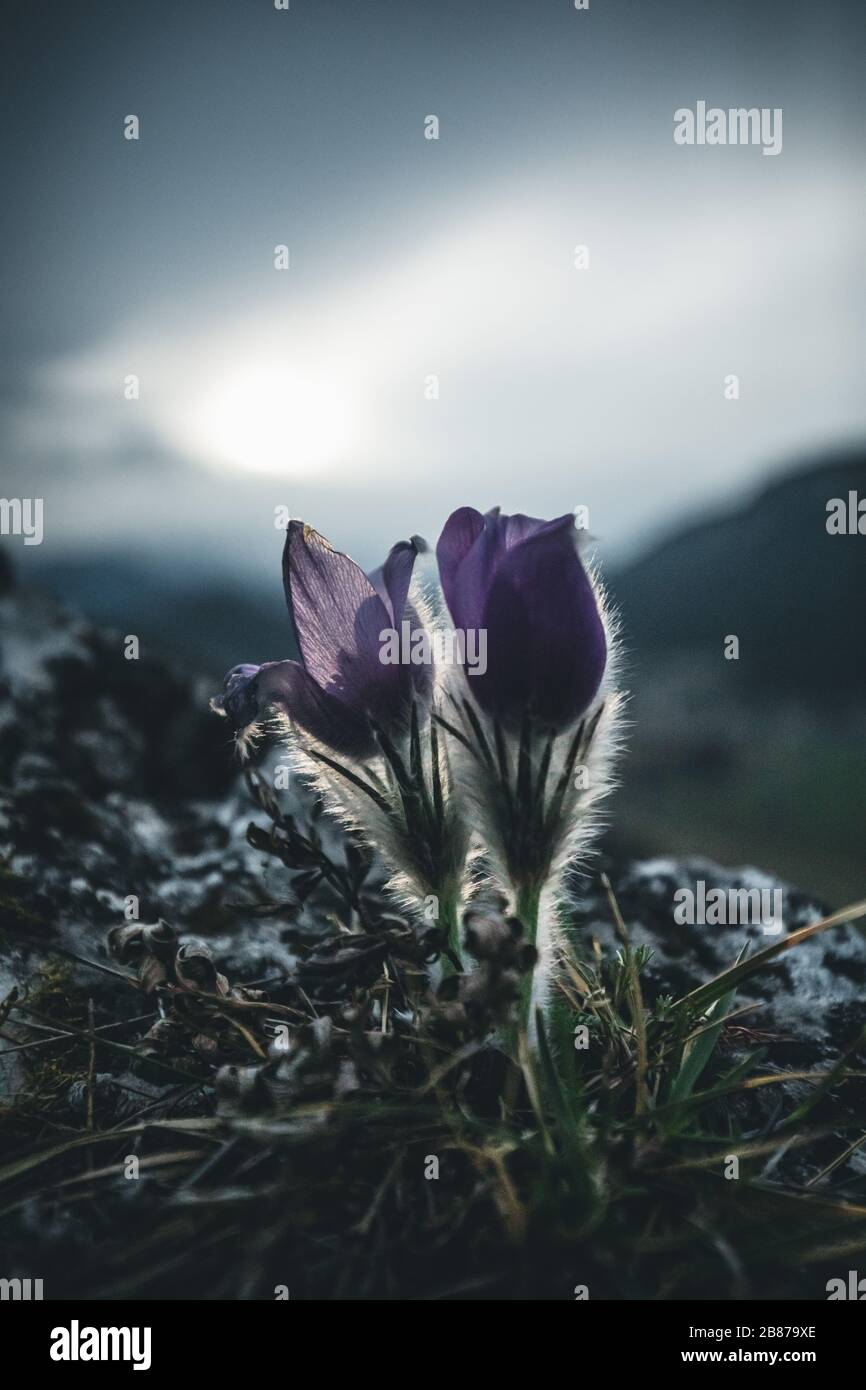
434,505,622,1041
436,507,607,728
213,520,467,962
213,521,425,756
213,506,621,1038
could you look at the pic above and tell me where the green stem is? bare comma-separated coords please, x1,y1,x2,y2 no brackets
436,889,463,975
515,881,542,1045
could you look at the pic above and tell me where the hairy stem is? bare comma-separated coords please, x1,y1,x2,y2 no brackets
515,880,542,1042
437,892,463,974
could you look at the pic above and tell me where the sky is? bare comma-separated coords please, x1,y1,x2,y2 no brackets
2,0,864,585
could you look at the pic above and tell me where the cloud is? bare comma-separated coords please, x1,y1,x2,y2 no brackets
8,159,866,557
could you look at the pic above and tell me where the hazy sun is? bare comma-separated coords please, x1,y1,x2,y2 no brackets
189,362,357,475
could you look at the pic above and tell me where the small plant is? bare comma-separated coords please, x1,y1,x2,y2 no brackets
212,507,623,1041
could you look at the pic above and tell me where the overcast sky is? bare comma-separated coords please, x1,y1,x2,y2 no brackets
2,0,864,582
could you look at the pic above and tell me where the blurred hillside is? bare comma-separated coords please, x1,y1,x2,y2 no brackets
612,451,866,696
606,450,866,906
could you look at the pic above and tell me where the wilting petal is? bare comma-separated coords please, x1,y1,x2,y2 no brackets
477,516,606,728
367,536,425,625
215,659,374,756
259,661,376,756
211,663,264,729
283,521,402,715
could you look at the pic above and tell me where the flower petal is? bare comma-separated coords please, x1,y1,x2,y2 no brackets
259,660,376,756
436,506,489,632
476,517,606,728
438,507,572,636
282,521,398,713
489,509,552,550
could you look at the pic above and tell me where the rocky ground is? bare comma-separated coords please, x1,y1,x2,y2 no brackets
1,551,864,1298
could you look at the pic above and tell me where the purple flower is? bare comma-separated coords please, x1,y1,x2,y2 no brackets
436,507,606,729
213,522,425,757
